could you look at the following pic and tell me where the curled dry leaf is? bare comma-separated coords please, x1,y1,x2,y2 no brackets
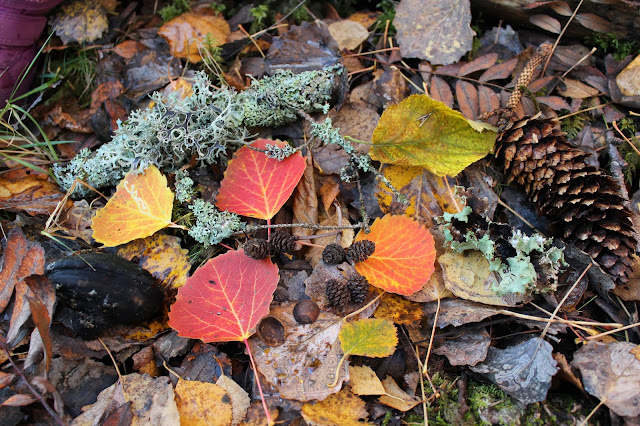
0,169,71,216
377,376,421,412
158,11,230,63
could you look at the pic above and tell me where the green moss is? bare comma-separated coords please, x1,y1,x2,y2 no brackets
561,113,591,139
159,0,190,21
585,33,639,60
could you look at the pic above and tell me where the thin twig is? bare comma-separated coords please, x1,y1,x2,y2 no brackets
541,0,586,76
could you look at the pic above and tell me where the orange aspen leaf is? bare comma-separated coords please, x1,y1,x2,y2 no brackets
91,166,174,247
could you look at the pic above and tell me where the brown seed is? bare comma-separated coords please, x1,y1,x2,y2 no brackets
256,316,285,347
293,299,320,324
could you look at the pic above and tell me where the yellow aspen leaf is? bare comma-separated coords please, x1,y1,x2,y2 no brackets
339,318,398,358
301,387,371,426
92,166,174,247
371,94,495,176
175,379,233,426
118,233,190,289
374,293,423,325
349,365,386,396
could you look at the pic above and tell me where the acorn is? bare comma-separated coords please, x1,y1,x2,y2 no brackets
256,316,285,346
293,299,320,324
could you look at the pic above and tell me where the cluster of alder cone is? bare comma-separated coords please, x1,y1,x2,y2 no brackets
244,232,375,308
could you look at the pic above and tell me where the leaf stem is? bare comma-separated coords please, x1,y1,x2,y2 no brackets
244,339,274,426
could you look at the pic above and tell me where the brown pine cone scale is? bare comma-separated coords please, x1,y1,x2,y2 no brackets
346,240,376,263
268,231,297,254
495,113,637,284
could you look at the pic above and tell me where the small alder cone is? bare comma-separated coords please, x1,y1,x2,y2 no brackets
244,238,270,259
268,231,297,254
346,240,376,263
322,243,346,265
495,112,637,284
347,274,370,305
326,279,350,308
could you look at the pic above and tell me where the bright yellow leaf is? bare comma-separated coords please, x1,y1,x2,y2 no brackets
92,166,174,247
349,365,386,396
339,318,398,358
371,94,496,176
175,379,233,426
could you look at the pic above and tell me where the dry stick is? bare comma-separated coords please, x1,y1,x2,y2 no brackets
413,346,430,426
244,339,275,426
557,102,612,120
540,263,591,341
541,0,586,76
497,307,623,329
1,341,65,426
443,176,461,213
581,400,605,426
246,222,365,232
586,320,640,340
422,289,442,377
613,120,640,157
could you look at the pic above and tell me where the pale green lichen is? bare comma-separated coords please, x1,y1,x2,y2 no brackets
174,169,195,203
54,66,344,197
440,208,566,296
188,199,244,246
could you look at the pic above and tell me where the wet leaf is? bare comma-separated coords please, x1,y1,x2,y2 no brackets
118,233,190,289
92,166,174,247
471,337,558,404
371,95,496,177
571,341,640,417
292,155,318,239
433,328,490,366
168,250,279,342
375,165,462,228
354,215,436,296
373,293,423,325
50,0,108,44
339,318,398,358
301,387,370,426
395,0,475,65
216,139,306,220
175,379,233,426
158,11,230,63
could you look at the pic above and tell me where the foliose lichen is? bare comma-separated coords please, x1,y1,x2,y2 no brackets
440,207,566,295
188,199,244,246
54,66,344,197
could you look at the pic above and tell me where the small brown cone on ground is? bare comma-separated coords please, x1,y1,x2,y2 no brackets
494,43,637,285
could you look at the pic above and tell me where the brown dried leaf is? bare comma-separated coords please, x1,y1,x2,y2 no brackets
423,298,499,328
528,75,555,93
455,80,479,120
548,1,573,16
0,372,15,390
112,40,145,59
538,96,571,111
293,156,318,239
378,376,421,411
25,276,55,371
318,177,341,212
478,86,501,126
557,78,600,98
327,20,369,51
433,328,490,366
458,53,498,76
429,76,454,109
7,272,54,349
0,393,38,407
571,341,640,417
479,57,518,82
158,11,230,63
0,169,71,216
575,13,618,33
529,14,562,34
395,0,475,65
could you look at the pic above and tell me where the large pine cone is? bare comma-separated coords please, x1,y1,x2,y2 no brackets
495,113,637,284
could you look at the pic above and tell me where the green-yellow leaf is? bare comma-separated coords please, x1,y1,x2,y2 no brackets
339,318,398,358
371,94,496,176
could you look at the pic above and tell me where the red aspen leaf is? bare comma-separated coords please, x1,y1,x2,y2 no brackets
339,318,398,358
455,80,479,120
458,53,498,76
91,166,174,247
354,214,436,295
168,250,279,342
429,76,454,108
216,139,306,220
529,14,562,34
479,57,518,82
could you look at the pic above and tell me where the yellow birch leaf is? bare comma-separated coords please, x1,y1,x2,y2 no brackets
371,94,495,176
301,387,371,426
92,166,174,247
175,379,233,426
349,365,386,396
339,318,398,358
216,375,250,426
